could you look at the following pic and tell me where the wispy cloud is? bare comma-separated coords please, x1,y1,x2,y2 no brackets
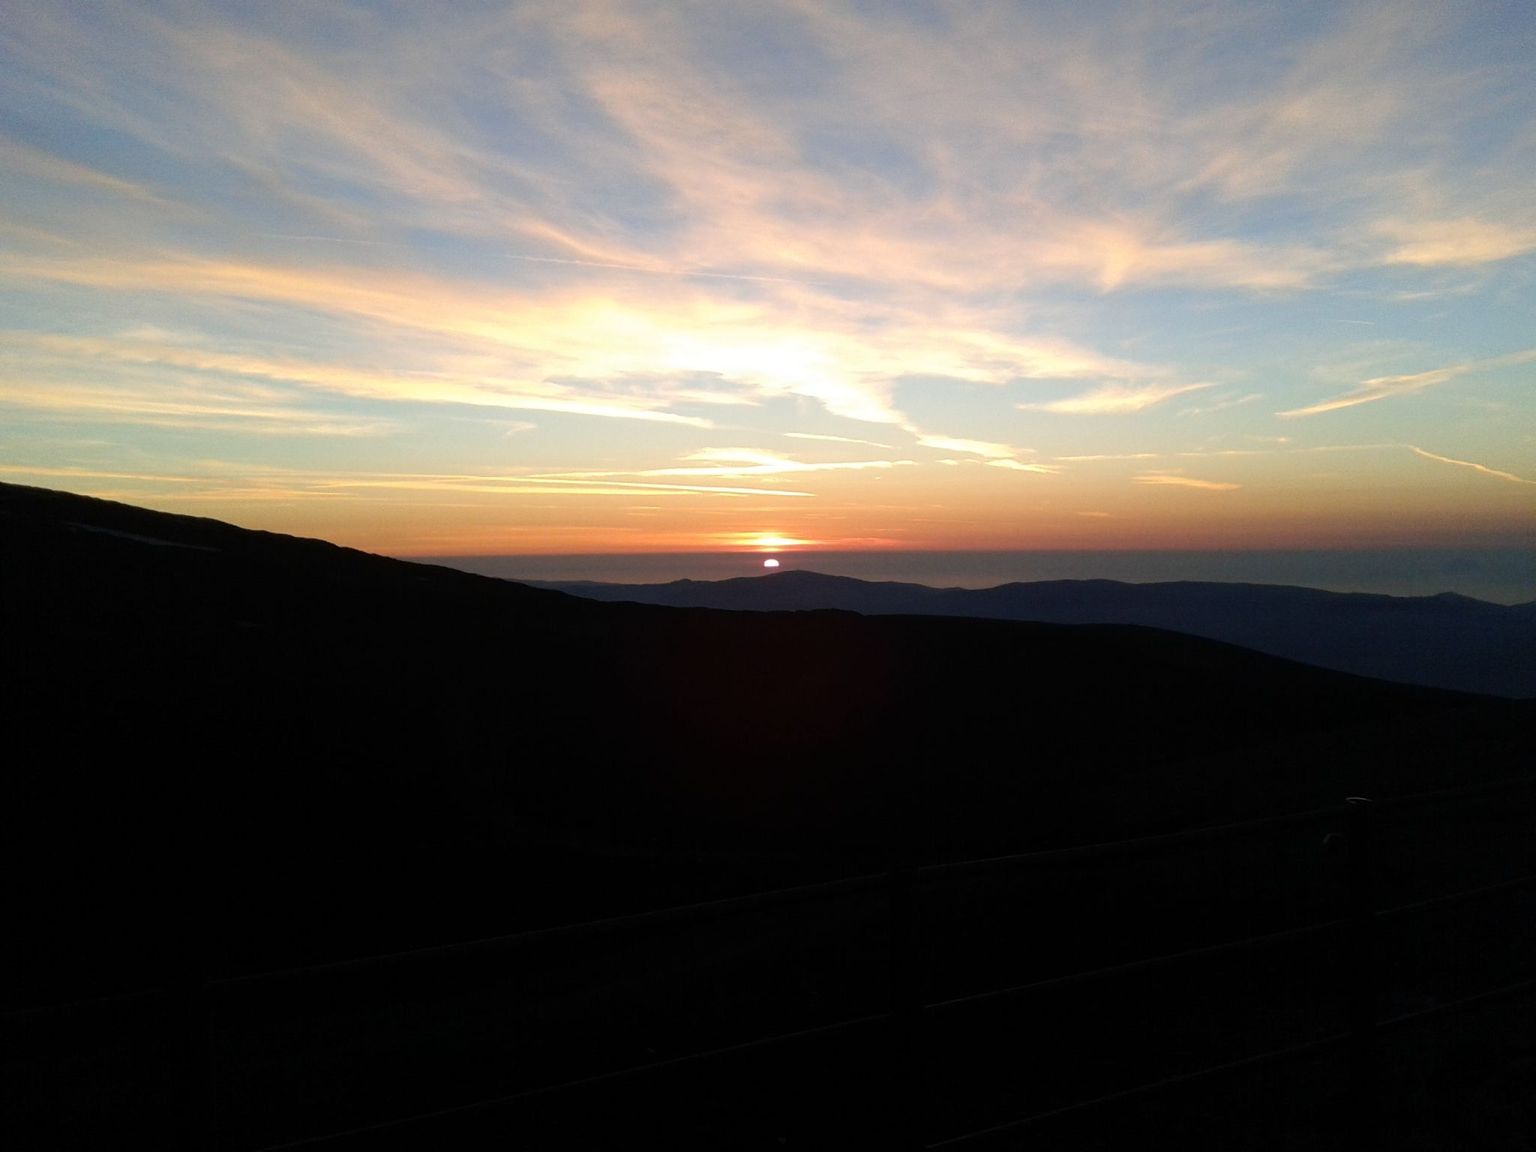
986,459,1058,474
712,531,818,549
1058,452,1163,462
1133,474,1241,491
1375,217,1536,267
906,429,1056,473
1023,382,1217,415
1279,350,1536,417
632,447,910,479
1181,392,1263,416
535,449,911,490
1,330,714,428
0,136,168,204
0,461,813,504
912,434,1018,459
1408,446,1535,485
333,475,818,499
2,2,1533,552
1,250,1148,438
0,464,205,485
785,432,894,449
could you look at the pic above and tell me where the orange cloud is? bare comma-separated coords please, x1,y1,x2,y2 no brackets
1133,474,1241,491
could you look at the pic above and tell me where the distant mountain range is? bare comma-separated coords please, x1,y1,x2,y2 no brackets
534,570,1536,698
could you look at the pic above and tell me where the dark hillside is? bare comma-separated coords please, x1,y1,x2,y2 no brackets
4,481,1531,987
4,483,1533,1149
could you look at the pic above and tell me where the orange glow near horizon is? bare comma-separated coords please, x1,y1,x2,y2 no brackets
56,449,1524,560
735,533,814,551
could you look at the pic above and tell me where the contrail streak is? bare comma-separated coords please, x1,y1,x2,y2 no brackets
1408,446,1534,485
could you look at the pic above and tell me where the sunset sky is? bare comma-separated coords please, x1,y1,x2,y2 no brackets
3,1,1533,558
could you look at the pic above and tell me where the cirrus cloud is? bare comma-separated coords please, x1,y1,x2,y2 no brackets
1022,381,1218,416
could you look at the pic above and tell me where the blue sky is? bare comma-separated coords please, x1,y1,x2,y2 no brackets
2,1,1533,555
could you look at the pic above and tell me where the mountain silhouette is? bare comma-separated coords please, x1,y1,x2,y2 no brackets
6,480,1530,982
535,568,1536,697
5,482,1534,1149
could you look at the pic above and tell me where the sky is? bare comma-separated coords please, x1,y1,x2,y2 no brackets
2,0,1534,559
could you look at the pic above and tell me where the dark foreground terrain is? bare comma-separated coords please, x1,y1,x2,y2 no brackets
536,568,1536,697
3,482,1533,1149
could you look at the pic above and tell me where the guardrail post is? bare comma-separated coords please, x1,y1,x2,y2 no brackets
1344,796,1378,1145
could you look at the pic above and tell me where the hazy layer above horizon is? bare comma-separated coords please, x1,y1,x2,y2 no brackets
425,548,1534,605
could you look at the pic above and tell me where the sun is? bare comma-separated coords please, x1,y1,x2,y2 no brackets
763,558,780,569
